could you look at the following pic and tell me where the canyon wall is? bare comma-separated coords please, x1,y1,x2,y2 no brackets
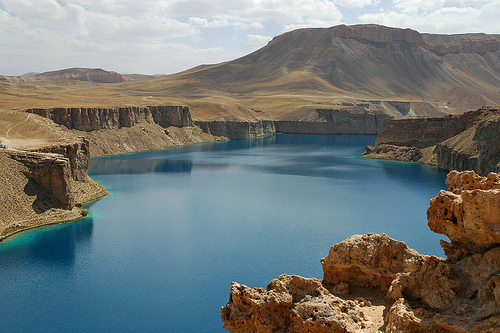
194,120,276,140
275,109,391,135
195,109,391,140
375,108,483,148
222,170,500,332
27,105,192,131
367,106,500,175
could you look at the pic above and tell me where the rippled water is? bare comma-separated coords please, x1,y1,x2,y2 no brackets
0,135,447,332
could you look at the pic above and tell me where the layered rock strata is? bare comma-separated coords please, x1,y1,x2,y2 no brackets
194,120,275,140
222,171,500,332
195,109,391,140
27,105,193,131
365,106,500,175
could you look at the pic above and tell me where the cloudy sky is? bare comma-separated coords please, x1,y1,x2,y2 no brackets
0,0,499,76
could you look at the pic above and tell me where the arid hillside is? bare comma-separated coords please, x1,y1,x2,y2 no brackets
139,24,500,112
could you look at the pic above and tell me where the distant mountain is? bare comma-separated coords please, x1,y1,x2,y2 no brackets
153,24,500,112
0,68,125,83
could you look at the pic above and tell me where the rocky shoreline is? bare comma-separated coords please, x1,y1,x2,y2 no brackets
221,170,500,332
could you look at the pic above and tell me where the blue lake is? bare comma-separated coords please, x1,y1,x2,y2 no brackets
0,135,447,332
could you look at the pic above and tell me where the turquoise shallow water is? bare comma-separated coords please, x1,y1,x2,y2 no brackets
0,135,447,332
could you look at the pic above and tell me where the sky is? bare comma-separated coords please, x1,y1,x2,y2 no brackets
0,0,499,76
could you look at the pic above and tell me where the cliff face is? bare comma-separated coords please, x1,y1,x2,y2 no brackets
222,171,500,332
367,106,500,175
194,120,275,140
27,105,192,131
275,109,391,135
374,108,483,148
34,138,90,181
194,109,391,140
9,151,75,209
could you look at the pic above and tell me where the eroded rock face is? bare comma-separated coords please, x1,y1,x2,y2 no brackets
34,138,90,181
221,275,372,333
9,151,74,209
321,233,423,292
222,171,500,333
27,105,193,132
428,170,500,256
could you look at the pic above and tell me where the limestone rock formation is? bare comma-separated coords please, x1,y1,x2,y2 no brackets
428,170,500,257
222,275,374,333
321,233,423,292
9,151,75,209
222,170,500,332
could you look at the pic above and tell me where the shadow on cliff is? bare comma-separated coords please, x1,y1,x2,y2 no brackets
23,177,65,213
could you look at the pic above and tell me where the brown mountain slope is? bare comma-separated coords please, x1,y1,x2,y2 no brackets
143,24,500,112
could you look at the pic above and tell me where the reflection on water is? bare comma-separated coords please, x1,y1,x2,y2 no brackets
0,134,448,333
0,217,93,266
90,158,193,175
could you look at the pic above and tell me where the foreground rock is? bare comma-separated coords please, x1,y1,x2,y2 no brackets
221,171,500,332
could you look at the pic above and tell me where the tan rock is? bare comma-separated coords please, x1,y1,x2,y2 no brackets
428,170,500,254
321,233,422,292
221,274,371,333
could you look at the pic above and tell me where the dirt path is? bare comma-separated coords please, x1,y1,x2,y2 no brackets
5,112,31,138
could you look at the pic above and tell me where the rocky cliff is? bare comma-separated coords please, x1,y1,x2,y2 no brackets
33,138,90,181
366,106,500,175
194,109,391,140
222,170,500,332
27,105,192,131
194,120,276,140
8,150,75,209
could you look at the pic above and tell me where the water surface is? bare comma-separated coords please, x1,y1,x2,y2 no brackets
0,135,447,332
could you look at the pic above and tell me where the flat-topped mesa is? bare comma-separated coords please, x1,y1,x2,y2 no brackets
27,105,193,131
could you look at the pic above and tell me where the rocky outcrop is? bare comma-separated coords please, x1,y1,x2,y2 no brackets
375,108,484,148
222,170,500,332
33,138,90,181
27,105,193,131
9,151,74,209
194,120,275,140
365,144,423,162
428,170,500,258
222,275,376,333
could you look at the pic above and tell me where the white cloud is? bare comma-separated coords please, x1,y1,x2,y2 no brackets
359,1,500,33
333,0,380,9
246,34,273,46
